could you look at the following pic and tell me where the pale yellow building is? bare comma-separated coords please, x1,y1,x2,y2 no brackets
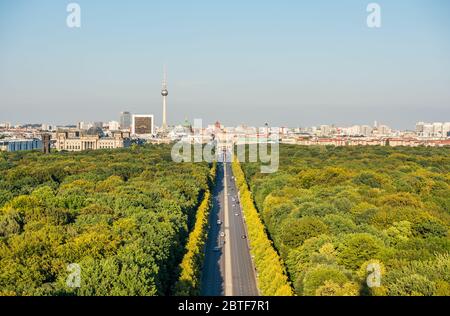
56,128,131,152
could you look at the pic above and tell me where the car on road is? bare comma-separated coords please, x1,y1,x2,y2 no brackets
235,213,239,216
220,232,225,237
217,220,222,225
241,235,247,239
213,246,221,252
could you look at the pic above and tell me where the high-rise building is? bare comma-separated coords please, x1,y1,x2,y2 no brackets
361,125,372,136
443,122,450,138
161,66,169,132
417,121,450,138
108,121,120,131
120,111,132,130
416,122,425,135
41,124,52,131
78,121,93,130
41,133,51,154
423,124,434,137
132,115,154,136
0,122,11,129
432,122,443,137
346,125,361,136
378,125,391,135
320,125,332,136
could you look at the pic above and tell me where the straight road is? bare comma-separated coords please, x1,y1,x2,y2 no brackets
201,163,226,295
201,151,259,296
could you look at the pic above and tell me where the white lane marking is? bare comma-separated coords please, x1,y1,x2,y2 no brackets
224,162,233,296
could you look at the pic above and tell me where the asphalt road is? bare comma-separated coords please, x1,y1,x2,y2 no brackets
201,158,259,296
201,162,226,296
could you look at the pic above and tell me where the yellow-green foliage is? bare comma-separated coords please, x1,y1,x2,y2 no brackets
232,158,294,296
0,144,212,296
174,163,216,296
241,145,450,296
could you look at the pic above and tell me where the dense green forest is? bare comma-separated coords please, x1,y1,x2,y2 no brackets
240,145,450,296
0,145,211,296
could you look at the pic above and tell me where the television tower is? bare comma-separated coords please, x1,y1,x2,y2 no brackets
161,66,168,132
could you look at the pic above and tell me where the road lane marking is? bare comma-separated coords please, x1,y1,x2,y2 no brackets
223,161,233,296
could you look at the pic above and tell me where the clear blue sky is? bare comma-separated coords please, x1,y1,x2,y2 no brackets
1,0,449,129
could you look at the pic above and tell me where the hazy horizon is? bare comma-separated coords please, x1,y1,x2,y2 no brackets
1,0,450,129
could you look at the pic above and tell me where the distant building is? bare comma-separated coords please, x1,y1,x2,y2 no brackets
120,111,132,130
41,134,51,154
423,124,434,137
431,122,443,137
0,122,11,129
378,125,391,135
416,121,450,137
443,122,450,138
41,124,53,131
0,139,42,152
361,125,372,136
416,122,425,135
320,125,332,136
55,128,131,151
132,115,154,136
78,121,93,130
108,121,120,131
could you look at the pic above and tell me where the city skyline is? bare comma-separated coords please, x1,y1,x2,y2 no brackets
1,115,450,132
1,1,450,129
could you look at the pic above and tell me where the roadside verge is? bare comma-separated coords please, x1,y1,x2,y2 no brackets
173,163,217,296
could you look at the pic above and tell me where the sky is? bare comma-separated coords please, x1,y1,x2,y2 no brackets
0,0,450,129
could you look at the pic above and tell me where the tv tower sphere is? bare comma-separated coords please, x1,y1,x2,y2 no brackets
161,66,168,132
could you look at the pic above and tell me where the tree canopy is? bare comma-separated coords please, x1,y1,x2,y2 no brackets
240,145,450,296
0,145,211,296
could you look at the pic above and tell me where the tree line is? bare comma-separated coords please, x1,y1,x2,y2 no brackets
0,145,211,295
174,162,217,296
232,157,294,296
240,145,450,296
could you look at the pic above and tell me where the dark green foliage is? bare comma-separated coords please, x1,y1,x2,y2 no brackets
337,233,384,270
412,219,448,238
0,145,210,296
280,217,328,248
241,145,450,296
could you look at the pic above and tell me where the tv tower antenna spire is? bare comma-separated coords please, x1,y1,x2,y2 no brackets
161,65,168,132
